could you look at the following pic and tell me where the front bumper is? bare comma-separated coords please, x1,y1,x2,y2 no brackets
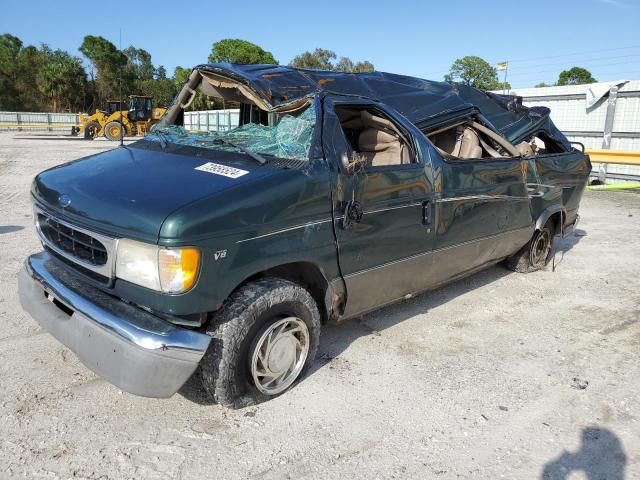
18,252,211,398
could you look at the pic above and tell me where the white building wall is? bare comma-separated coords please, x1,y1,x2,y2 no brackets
494,81,640,183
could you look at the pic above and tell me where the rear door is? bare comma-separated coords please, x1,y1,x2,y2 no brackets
322,97,436,317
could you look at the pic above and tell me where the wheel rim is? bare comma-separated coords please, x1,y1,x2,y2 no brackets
250,317,310,395
108,125,120,137
531,229,551,265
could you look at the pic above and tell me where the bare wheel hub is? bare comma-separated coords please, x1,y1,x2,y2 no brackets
250,317,310,395
531,229,551,265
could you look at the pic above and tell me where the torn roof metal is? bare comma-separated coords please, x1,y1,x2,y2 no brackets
189,63,570,148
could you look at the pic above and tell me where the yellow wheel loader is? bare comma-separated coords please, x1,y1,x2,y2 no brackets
77,95,166,140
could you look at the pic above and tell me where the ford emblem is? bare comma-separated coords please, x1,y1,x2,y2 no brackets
58,194,71,208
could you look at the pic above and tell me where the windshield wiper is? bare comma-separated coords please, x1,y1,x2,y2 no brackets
214,138,267,165
153,130,168,149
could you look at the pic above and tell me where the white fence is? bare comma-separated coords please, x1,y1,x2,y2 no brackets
0,111,79,131
183,109,240,132
498,80,640,183
0,109,241,134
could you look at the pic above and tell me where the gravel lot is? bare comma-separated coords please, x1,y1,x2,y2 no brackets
0,133,639,479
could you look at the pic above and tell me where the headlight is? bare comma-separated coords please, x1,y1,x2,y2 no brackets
115,239,200,293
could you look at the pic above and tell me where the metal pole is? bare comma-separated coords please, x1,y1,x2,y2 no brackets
599,85,620,184
119,28,124,147
503,63,508,95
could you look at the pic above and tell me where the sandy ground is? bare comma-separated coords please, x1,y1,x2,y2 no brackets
0,132,638,479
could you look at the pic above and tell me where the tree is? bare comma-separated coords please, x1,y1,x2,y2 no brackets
445,56,500,90
36,48,86,111
136,78,175,107
290,49,375,72
14,45,45,110
173,66,210,110
0,36,86,112
493,81,511,91
155,65,167,80
208,39,277,64
0,34,24,110
352,60,374,73
556,67,596,86
124,46,154,81
80,35,132,106
535,82,551,88
335,56,354,72
290,48,336,69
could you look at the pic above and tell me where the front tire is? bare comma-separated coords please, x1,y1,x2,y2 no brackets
506,221,555,273
201,278,321,407
103,121,124,141
83,121,100,139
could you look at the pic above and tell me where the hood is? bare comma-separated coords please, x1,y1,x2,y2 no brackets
32,140,270,242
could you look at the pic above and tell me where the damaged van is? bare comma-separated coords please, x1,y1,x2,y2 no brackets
19,64,591,406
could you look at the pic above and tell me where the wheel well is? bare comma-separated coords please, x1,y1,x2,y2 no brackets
243,262,331,323
547,211,564,235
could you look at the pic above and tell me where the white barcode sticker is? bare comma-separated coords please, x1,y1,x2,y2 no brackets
195,162,249,179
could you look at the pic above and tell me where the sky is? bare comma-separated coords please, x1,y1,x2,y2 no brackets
2,0,640,88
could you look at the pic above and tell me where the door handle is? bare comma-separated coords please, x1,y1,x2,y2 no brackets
422,201,432,226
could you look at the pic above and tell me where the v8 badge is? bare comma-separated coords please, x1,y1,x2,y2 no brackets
214,249,227,261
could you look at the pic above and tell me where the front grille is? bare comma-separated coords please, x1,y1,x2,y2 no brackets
46,246,110,284
37,213,108,266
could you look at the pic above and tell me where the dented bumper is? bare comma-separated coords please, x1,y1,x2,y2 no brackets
18,252,211,398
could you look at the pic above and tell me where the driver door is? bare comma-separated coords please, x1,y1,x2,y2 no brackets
323,97,437,317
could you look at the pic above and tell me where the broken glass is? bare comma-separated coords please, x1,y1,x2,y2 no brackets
149,105,316,161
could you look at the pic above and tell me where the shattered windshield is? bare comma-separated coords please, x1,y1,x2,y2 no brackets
149,105,316,161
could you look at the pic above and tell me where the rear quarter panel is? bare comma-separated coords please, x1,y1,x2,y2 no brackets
534,150,592,225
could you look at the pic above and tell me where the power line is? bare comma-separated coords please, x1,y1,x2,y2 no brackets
419,46,640,84
505,45,640,64
510,70,640,89
507,60,640,78
505,53,640,72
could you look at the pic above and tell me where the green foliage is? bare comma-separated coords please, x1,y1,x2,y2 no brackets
173,67,210,111
80,35,133,106
155,65,167,80
289,48,375,72
493,81,511,91
36,48,86,111
556,67,596,86
0,35,87,112
134,78,174,107
79,35,135,106
208,39,277,65
0,34,24,110
445,56,501,90
351,60,375,73
290,48,336,69
535,82,551,88
124,47,154,81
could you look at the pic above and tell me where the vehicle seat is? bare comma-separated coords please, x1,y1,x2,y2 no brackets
432,126,483,159
358,110,410,167
516,141,534,157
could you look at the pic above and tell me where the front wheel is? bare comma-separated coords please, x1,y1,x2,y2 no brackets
505,222,555,273
200,278,321,407
103,121,124,141
83,121,100,140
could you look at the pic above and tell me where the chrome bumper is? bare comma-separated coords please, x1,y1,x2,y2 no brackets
18,252,211,398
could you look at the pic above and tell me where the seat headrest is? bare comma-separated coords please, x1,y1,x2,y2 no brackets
360,110,397,132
